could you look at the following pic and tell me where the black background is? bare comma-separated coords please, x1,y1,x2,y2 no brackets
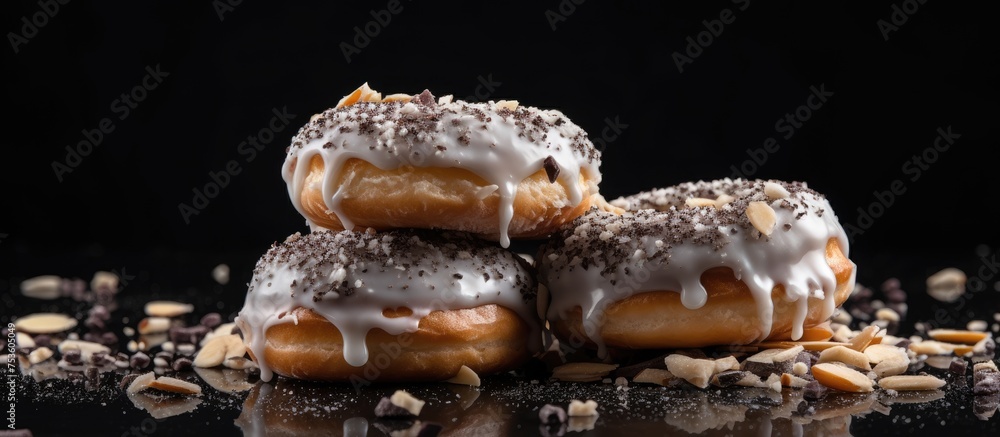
3,0,999,301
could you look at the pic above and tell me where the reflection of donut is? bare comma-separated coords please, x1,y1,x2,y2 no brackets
538,179,856,355
235,229,540,382
282,83,605,247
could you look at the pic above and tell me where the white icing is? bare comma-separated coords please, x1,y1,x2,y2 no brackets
235,230,540,382
541,179,854,357
282,95,601,248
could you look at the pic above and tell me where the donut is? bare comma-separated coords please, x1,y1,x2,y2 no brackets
235,228,541,382
282,83,605,247
537,179,856,356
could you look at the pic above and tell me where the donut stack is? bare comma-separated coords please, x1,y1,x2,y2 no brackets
236,83,608,382
236,83,857,383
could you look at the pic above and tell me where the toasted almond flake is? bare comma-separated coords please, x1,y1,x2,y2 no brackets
567,399,599,417
201,322,238,346
144,301,195,318
746,201,776,236
812,363,874,393
664,354,715,389
878,375,945,391
138,317,171,335
390,390,425,416
632,368,674,386
684,197,716,208
336,83,380,108
445,365,480,387
764,182,791,200
19,275,62,300
127,372,156,394
848,325,880,351
753,340,849,352
28,347,53,365
818,346,872,371
875,308,900,322
968,320,989,332
908,340,959,355
14,313,78,334
831,323,853,343
927,329,990,345
746,345,805,364
194,334,244,368
383,93,413,103
926,268,967,302
714,194,736,209
495,100,519,111
149,376,202,395
864,344,910,378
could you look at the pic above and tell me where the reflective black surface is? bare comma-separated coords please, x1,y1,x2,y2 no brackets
5,247,1000,436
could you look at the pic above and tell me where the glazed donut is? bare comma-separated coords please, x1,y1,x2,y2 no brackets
282,83,605,247
538,179,856,356
235,229,541,382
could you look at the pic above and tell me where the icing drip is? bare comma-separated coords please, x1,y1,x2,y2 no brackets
281,92,601,248
235,230,540,382
540,179,854,356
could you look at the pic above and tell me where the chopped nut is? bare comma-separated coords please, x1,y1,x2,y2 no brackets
19,275,62,300
91,271,119,293
926,268,967,302
908,340,961,355
632,368,674,386
864,344,909,378
763,181,790,199
14,313,78,334
818,346,872,371
792,362,809,376
741,346,804,379
713,356,740,373
811,363,874,393
138,317,171,335
15,332,35,349
878,375,945,391
144,301,195,318
193,334,245,368
567,399,599,417
382,93,413,103
927,329,990,345
444,365,480,386
148,376,202,395
28,347,53,365
781,373,810,388
336,82,381,108
968,320,989,332
127,371,156,394
875,308,900,322
495,100,519,111
684,197,716,208
848,325,881,351
746,201,777,236
538,404,567,425
714,194,736,209
383,390,425,416
664,354,715,388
